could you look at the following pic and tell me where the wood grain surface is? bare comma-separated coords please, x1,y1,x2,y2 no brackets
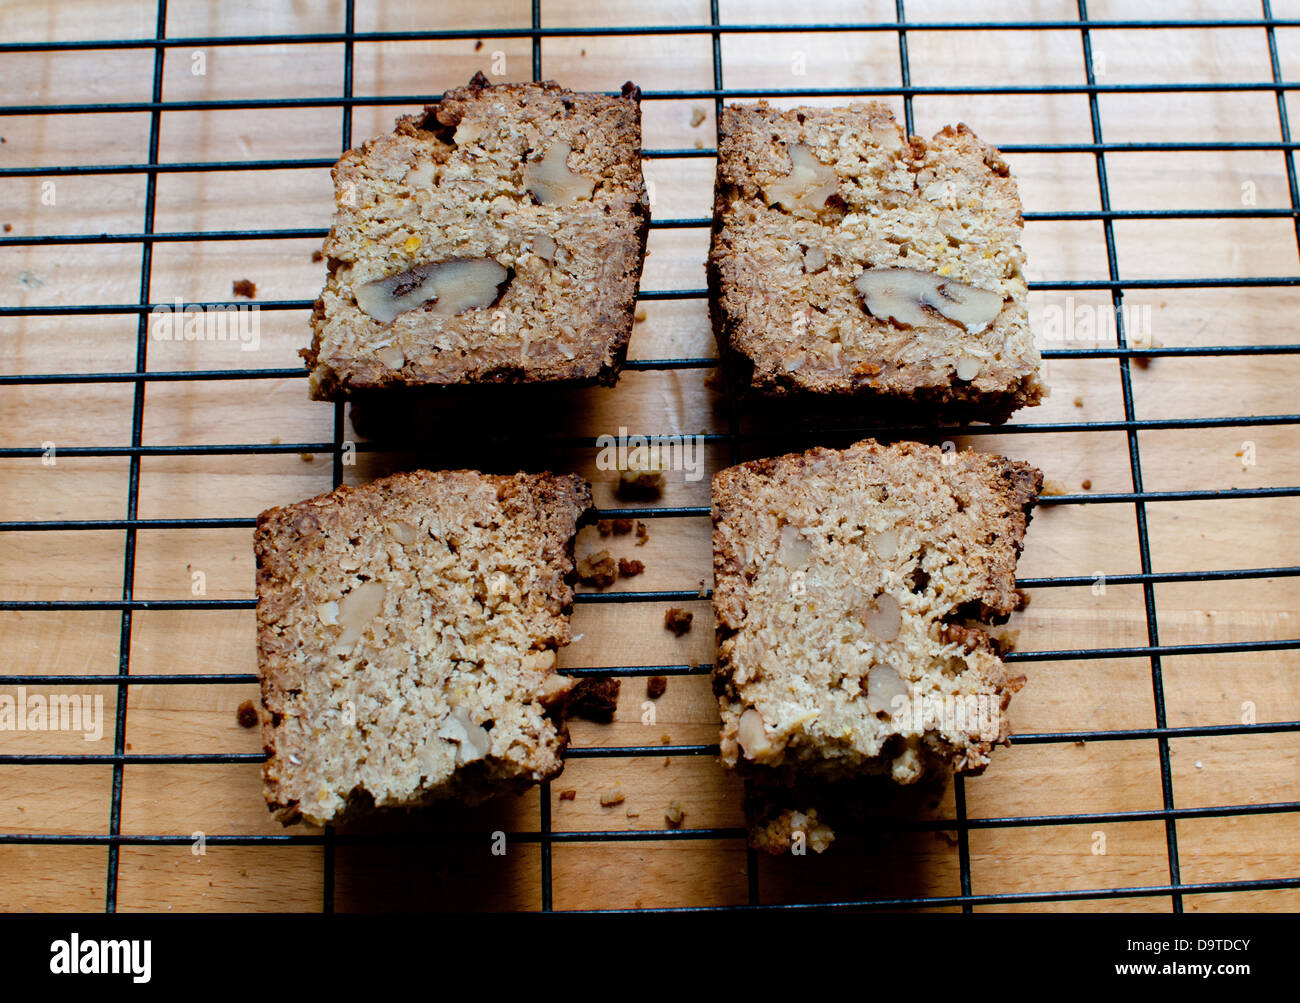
1,0,1297,913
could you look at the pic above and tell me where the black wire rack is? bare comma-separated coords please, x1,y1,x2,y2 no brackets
2,0,1299,914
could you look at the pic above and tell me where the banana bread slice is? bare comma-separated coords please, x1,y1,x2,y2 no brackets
708,102,1045,421
305,72,650,399
712,439,1041,787
255,469,591,826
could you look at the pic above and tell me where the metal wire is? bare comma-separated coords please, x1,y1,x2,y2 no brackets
2,4,1298,915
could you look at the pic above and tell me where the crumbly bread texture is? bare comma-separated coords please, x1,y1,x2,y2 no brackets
712,439,1041,787
708,102,1046,421
255,469,591,826
305,73,650,399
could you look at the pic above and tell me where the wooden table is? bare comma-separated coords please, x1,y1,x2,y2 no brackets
1,0,1297,912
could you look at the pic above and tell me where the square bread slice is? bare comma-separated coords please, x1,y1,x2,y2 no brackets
305,72,650,399
712,439,1041,787
254,469,591,826
708,101,1046,421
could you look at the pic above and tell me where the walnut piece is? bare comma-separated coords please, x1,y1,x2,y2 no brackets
872,528,900,560
765,144,839,212
375,345,405,370
866,662,909,716
442,707,492,765
860,593,901,641
537,672,577,707
524,142,595,205
355,258,508,324
453,119,485,146
737,707,776,761
777,524,811,567
335,581,385,648
388,519,418,545
854,267,1004,334
802,245,827,273
533,233,556,262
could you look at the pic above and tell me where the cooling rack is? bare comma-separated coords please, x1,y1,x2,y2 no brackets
0,0,1298,913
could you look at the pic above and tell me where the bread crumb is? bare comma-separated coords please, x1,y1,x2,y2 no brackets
990,628,1019,655
694,138,705,149
664,607,693,636
665,801,686,828
577,549,617,588
634,305,648,323
1072,395,1084,407
617,459,665,499
311,249,324,263
1040,479,1068,496
618,557,645,578
232,278,257,299
1133,337,1162,368
568,678,620,723
596,519,613,537
236,700,259,728
646,675,667,699
635,521,649,545
299,452,314,463
559,788,577,801
625,807,640,818
661,734,672,744
612,517,632,535
1081,479,1092,490
599,787,626,807
2,223,11,233
474,39,483,51
690,106,706,127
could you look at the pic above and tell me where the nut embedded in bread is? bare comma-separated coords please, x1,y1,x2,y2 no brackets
254,468,592,826
305,72,650,398
708,101,1046,421
711,439,1041,789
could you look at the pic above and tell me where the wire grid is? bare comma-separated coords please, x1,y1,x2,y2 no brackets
1,0,1299,914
